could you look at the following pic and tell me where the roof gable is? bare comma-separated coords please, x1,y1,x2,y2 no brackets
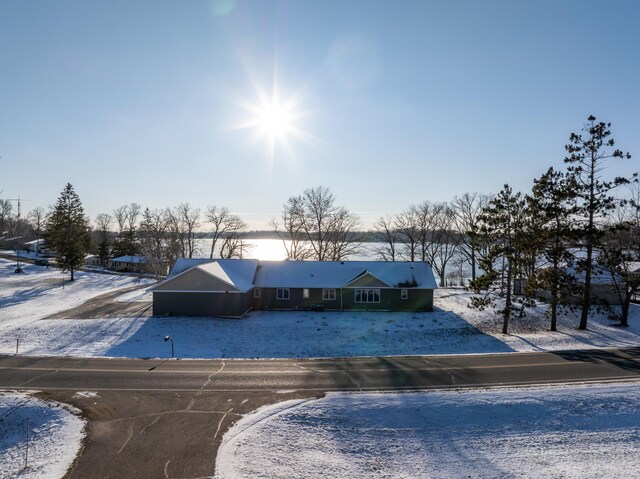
154,267,240,292
157,258,258,293
345,271,390,288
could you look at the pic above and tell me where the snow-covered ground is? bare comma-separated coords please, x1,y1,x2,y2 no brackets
216,382,640,479
0,391,85,479
3,258,640,478
1,257,639,358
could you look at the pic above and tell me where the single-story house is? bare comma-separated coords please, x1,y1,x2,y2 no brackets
84,254,101,267
109,255,150,273
24,239,56,257
523,263,628,305
152,259,437,318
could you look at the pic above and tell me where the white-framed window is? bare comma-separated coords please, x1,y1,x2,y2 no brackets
277,288,290,300
322,288,336,300
303,288,310,299
401,289,408,300
254,288,261,299
354,288,380,303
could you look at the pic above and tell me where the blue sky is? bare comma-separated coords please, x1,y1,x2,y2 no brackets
1,0,638,229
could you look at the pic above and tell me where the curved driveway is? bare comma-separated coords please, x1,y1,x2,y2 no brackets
2,348,640,478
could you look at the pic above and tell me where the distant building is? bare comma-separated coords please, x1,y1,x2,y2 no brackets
24,239,56,257
84,254,101,267
152,259,437,318
109,255,150,274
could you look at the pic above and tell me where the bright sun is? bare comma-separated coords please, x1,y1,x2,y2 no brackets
255,102,295,142
232,80,310,162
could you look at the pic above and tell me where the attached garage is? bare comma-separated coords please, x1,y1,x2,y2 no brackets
152,259,258,318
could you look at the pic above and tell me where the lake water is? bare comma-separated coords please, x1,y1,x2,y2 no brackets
195,238,381,261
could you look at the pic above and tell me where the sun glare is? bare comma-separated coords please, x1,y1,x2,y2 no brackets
231,78,312,164
256,102,295,142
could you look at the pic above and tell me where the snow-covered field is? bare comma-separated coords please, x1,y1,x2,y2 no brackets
0,391,85,479
216,382,640,479
1,258,639,358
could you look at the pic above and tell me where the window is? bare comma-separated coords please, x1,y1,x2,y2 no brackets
322,288,336,301
354,288,380,303
303,288,310,299
254,288,261,299
401,289,408,300
276,288,290,300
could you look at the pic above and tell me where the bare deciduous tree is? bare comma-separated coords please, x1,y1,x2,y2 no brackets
280,186,360,261
0,198,12,233
373,215,398,261
394,206,420,262
139,208,170,276
206,206,246,259
271,195,310,260
451,192,492,282
94,213,113,266
418,202,458,287
113,205,128,236
325,206,361,261
28,207,48,250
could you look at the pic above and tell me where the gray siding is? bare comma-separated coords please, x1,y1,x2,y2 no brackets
153,291,253,318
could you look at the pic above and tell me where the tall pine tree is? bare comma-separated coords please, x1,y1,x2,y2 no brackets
564,116,632,330
45,183,90,281
470,185,528,334
527,167,578,331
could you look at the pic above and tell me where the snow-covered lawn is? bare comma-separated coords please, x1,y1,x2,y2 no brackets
0,391,85,479
216,382,640,479
1,257,639,358
437,289,640,352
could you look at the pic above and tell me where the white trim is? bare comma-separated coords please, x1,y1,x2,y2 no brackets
322,288,336,300
276,288,290,300
354,288,381,303
401,288,408,300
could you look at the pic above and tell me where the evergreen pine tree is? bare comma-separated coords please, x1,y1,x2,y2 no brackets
470,185,528,334
564,115,632,330
44,183,90,281
527,167,579,331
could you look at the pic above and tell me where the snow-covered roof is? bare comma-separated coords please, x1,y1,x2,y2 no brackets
628,262,640,274
564,264,623,285
25,239,45,246
158,258,259,292
111,255,148,263
168,258,213,277
162,259,437,292
197,259,258,292
255,261,437,289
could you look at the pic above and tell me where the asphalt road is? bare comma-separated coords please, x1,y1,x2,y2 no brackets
2,348,640,478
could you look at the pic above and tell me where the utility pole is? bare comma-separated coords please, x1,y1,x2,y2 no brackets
6,197,31,273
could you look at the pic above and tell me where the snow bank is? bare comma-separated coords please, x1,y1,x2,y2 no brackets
216,383,640,479
0,391,85,479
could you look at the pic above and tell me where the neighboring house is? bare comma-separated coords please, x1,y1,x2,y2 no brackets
84,254,101,267
524,263,627,305
24,239,56,257
152,259,437,318
109,255,150,273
